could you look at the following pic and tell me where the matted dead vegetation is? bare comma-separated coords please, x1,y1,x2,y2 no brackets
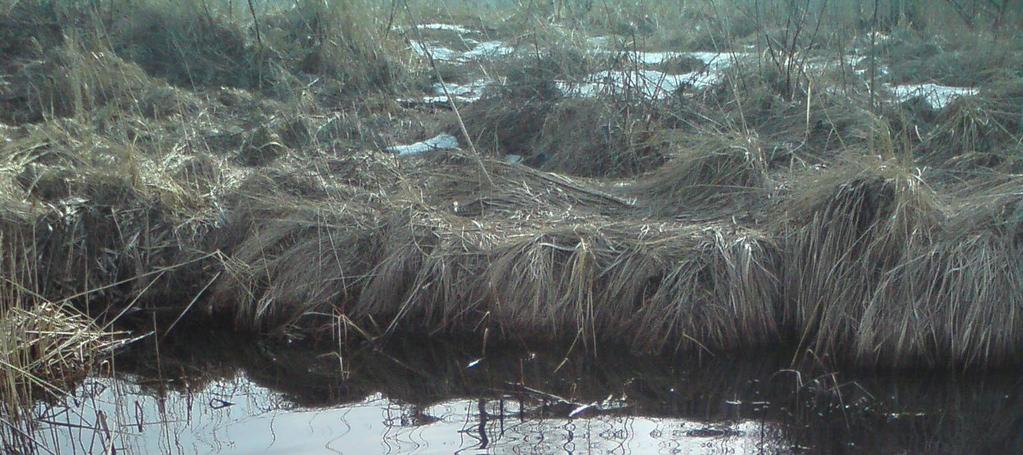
201,146,1023,369
208,154,782,354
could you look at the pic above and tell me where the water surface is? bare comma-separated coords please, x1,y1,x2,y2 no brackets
15,333,1023,454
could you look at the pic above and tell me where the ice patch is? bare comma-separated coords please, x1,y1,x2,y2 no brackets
888,83,978,110
386,134,460,156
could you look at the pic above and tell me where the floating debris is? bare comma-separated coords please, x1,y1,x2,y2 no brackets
385,133,460,156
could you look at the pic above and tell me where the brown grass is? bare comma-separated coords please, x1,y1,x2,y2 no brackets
855,177,1023,368
0,35,151,123
777,157,946,364
635,131,768,218
208,152,781,354
921,81,1023,174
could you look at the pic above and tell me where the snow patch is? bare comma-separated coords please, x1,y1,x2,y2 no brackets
386,134,460,156
686,51,746,71
399,79,493,106
410,41,461,61
461,41,514,60
559,68,723,99
586,36,612,48
888,83,978,110
556,50,744,98
602,50,746,70
411,40,514,63
416,23,474,34
435,80,491,100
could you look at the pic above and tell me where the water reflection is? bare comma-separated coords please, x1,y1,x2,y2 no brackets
14,331,1023,454
32,377,785,454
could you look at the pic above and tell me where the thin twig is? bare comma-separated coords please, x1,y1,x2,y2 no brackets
400,0,493,186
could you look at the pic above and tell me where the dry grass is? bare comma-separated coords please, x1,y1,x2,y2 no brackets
0,35,151,123
0,300,116,406
460,50,673,177
854,177,1023,368
777,157,947,364
921,81,1023,174
209,153,781,354
533,98,669,177
409,152,634,219
462,95,670,178
635,131,768,217
484,222,780,352
0,227,119,418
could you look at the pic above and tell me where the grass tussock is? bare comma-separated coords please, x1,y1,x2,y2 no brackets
636,131,767,217
110,0,259,89
778,158,946,363
462,88,670,177
920,81,1023,173
484,223,781,352
1,120,218,303
855,178,1023,368
534,98,668,177
0,35,151,123
0,241,119,415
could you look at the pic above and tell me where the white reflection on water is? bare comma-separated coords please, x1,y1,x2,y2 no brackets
32,375,786,454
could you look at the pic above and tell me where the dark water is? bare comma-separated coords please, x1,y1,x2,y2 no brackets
13,332,1023,454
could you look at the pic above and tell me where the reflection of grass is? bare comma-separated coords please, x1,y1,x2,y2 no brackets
39,334,1023,454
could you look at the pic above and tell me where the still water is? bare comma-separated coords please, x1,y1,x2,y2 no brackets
15,332,1023,454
